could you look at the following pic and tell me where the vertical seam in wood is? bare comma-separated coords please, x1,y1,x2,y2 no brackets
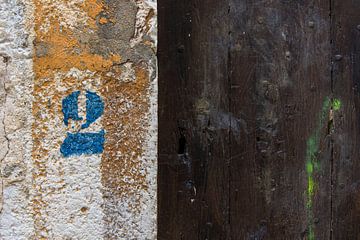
227,3,231,239
329,0,334,238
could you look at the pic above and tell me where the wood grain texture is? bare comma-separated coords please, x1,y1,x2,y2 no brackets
332,0,360,239
158,0,360,239
158,0,230,239
228,1,332,239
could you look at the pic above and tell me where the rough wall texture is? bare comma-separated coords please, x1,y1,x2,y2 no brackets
0,0,157,239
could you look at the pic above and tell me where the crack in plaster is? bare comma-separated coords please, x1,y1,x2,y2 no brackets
0,56,10,213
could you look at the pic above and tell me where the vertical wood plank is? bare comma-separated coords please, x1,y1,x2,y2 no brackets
158,0,230,239
332,0,360,238
158,1,192,238
228,0,331,239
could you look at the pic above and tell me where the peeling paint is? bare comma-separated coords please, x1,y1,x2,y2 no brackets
0,0,157,238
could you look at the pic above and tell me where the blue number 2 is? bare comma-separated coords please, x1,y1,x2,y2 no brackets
60,91,105,157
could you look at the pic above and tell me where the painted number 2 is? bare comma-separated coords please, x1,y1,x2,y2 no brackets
60,91,105,157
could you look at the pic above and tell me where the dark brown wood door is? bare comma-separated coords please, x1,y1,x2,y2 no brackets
158,0,360,239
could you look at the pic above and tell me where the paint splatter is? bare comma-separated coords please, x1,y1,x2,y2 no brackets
306,97,341,240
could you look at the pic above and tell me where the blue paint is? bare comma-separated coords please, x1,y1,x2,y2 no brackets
62,91,83,126
81,91,104,129
60,130,105,157
61,90,105,157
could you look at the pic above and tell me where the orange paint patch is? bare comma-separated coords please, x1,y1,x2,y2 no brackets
99,17,108,24
33,23,120,77
82,0,104,28
100,66,150,197
100,64,151,239
31,0,119,238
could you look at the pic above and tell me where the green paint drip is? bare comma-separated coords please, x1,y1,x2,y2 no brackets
305,97,341,240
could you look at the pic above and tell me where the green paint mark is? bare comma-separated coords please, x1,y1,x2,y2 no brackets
307,176,314,197
309,226,315,240
305,97,341,240
332,98,341,111
306,161,313,174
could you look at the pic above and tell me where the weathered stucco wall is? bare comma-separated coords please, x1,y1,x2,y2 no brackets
0,0,157,239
